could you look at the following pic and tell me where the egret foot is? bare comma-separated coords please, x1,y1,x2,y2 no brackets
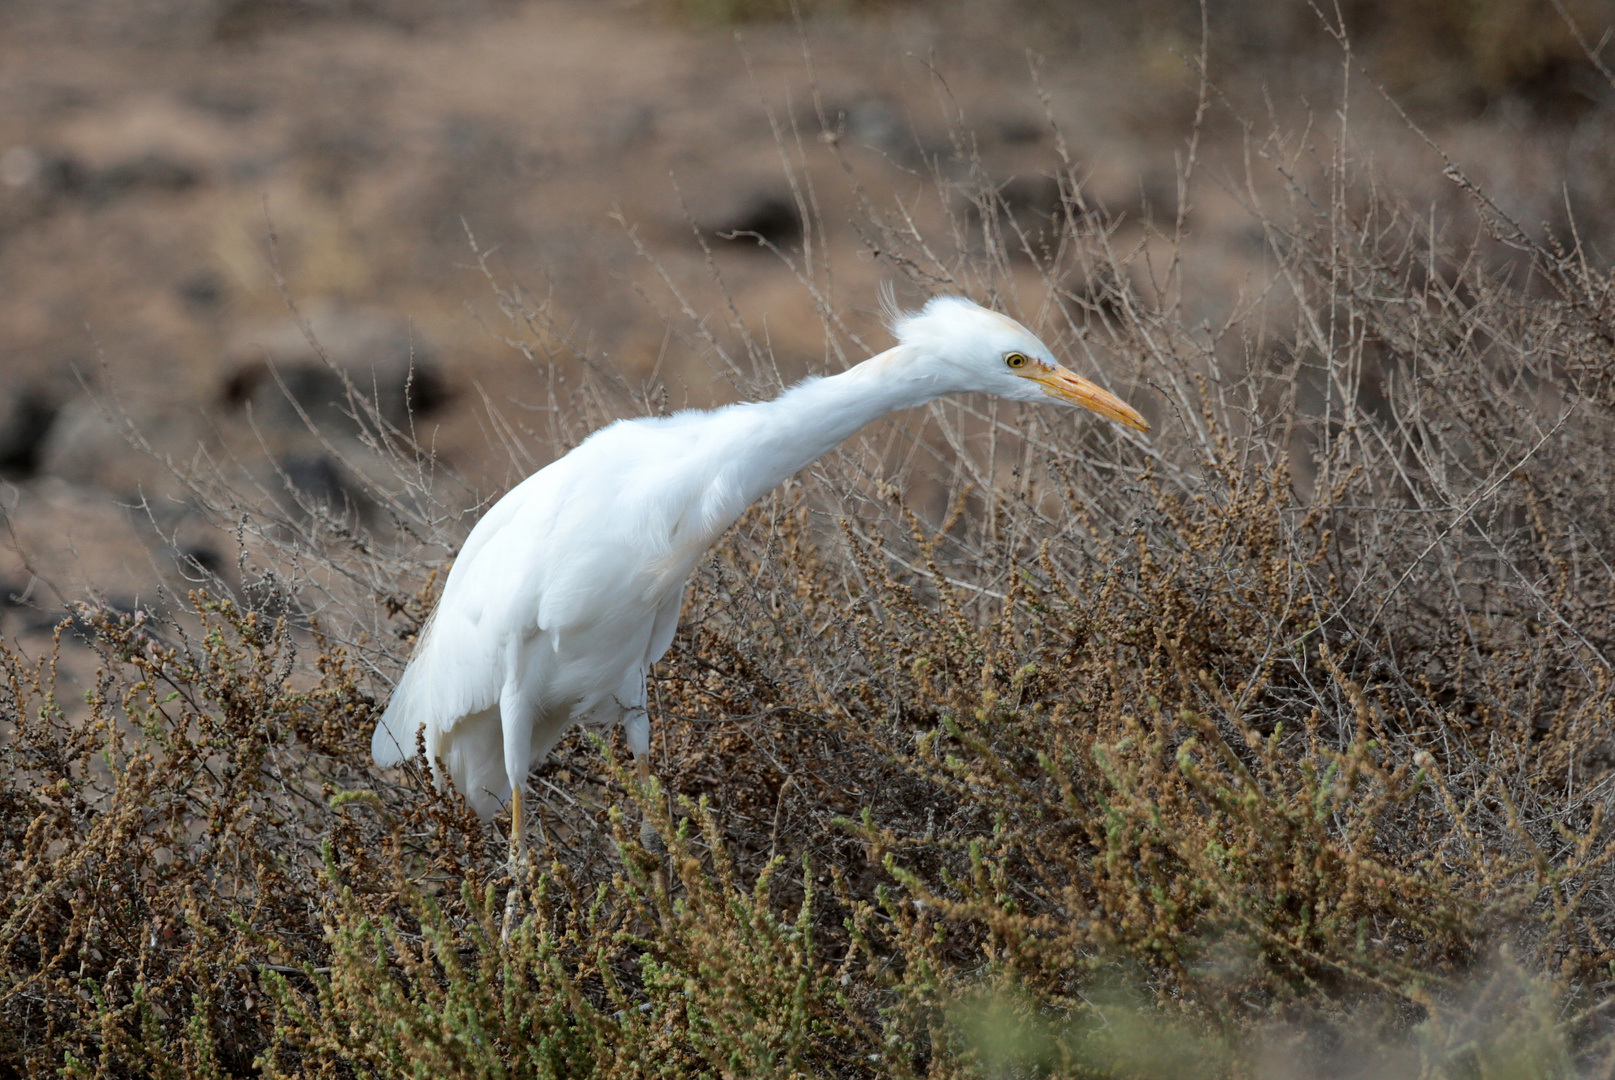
501,864,527,942
637,817,667,854
633,755,671,926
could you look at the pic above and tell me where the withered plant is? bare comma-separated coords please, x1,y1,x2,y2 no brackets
4,27,1615,1079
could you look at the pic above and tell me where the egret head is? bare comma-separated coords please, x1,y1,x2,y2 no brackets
890,296,1150,432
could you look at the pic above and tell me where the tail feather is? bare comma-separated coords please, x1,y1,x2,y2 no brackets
371,664,422,766
374,662,510,821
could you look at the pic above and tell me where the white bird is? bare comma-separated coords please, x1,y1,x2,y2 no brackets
371,296,1148,849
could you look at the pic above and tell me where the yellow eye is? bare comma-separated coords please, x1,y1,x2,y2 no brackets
1005,352,1029,369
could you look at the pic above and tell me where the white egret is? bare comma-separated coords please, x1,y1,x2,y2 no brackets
371,296,1148,850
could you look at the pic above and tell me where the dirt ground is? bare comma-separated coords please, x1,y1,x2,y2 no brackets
1,0,1611,654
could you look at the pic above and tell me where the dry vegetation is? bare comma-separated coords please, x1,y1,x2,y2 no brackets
5,12,1615,1078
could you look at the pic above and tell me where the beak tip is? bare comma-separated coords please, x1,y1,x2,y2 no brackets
1036,369,1150,434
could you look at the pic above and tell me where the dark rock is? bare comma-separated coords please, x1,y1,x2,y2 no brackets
222,307,447,435
994,115,1046,146
270,452,374,526
40,153,92,197
1,148,90,199
213,0,425,41
21,606,77,637
964,174,1069,258
297,124,384,197
0,386,60,476
1,145,202,206
177,270,226,312
702,189,803,250
184,86,261,122
178,543,225,577
279,453,350,507
36,394,204,494
89,153,201,199
0,575,27,607
133,502,240,590
996,174,1065,218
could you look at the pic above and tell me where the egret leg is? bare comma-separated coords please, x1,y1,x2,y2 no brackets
498,684,536,943
625,710,660,848
510,786,527,862
632,753,672,927
634,753,661,847
502,785,527,942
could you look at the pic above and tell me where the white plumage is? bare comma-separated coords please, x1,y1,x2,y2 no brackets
372,296,1148,830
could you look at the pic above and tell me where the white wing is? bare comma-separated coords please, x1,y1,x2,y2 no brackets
371,412,752,776
370,463,559,766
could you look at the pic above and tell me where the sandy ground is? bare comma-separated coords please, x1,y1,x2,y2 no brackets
0,0,1610,656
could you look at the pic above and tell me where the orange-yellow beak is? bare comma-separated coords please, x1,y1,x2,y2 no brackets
1031,366,1150,433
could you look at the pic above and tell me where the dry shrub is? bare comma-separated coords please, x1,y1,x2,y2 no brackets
1020,0,1615,117
3,28,1615,1079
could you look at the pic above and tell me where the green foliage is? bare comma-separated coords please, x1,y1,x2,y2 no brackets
257,796,854,1079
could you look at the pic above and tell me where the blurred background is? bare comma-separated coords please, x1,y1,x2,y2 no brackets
1,0,1612,633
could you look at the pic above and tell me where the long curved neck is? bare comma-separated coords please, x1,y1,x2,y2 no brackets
728,345,940,504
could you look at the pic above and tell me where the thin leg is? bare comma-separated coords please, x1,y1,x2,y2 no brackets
497,683,534,943
634,753,659,847
511,787,528,859
633,753,671,925
502,785,526,942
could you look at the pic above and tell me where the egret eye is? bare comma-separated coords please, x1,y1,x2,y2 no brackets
1005,352,1029,369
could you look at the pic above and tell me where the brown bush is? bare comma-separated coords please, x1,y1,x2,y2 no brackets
3,29,1615,1079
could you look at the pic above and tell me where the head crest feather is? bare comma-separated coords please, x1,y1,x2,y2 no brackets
887,295,1010,350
